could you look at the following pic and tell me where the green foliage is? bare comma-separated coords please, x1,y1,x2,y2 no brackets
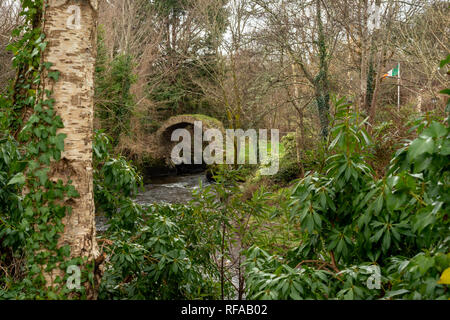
93,131,143,230
1,3,448,300
244,85,450,299
272,133,300,184
99,204,223,300
244,246,334,299
94,134,231,300
0,134,23,234
189,166,280,299
95,30,136,142
385,250,450,299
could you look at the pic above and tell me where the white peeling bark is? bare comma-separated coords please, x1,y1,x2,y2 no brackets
42,0,99,296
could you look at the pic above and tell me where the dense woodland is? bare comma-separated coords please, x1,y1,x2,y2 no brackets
0,0,449,300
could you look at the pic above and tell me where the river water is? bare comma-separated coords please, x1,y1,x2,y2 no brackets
95,172,210,232
134,172,211,206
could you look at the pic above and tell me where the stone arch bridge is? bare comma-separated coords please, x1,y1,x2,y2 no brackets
151,114,225,172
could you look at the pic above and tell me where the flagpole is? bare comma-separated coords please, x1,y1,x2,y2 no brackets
397,63,401,111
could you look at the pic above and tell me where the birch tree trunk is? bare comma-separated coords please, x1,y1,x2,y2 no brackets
42,0,99,297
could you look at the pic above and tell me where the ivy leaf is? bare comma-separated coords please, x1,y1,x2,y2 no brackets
33,127,41,138
60,245,71,258
48,71,60,81
39,153,51,165
35,169,49,185
27,114,39,124
67,185,80,198
53,149,61,161
43,62,53,70
55,133,66,151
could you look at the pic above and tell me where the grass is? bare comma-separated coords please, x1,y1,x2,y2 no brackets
236,140,285,164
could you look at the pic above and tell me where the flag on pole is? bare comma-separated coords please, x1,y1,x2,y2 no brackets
382,64,400,79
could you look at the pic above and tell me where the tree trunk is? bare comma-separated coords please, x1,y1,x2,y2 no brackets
42,0,99,297
358,0,370,113
291,63,305,177
315,0,330,139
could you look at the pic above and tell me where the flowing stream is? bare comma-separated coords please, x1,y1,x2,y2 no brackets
134,172,211,206
95,172,210,232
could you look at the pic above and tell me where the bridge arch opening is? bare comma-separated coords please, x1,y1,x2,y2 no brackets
163,122,207,175
154,115,225,177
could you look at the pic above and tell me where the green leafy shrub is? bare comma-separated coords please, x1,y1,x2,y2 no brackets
0,134,24,249
271,133,301,184
95,29,136,143
93,130,143,230
244,86,450,300
99,204,224,300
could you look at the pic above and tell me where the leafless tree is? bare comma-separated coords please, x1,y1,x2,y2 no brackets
0,0,21,92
